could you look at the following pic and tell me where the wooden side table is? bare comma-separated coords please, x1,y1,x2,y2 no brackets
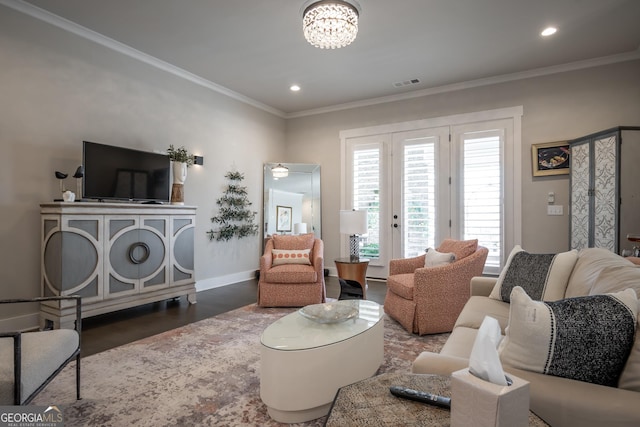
335,257,369,299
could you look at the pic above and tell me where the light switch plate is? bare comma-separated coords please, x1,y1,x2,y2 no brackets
547,205,563,215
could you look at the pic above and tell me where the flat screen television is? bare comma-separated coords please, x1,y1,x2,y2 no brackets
82,141,170,202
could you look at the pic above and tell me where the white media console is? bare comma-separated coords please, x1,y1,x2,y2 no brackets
40,202,196,327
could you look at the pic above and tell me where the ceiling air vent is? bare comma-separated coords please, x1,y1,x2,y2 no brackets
393,78,420,88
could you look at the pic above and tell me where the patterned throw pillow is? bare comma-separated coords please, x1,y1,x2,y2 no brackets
498,286,638,387
272,249,312,266
424,248,456,267
489,246,578,302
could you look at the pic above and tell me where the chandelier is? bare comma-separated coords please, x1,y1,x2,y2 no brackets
271,164,289,178
302,0,361,49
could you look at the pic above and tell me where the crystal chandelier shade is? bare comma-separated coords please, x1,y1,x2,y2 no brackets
302,0,360,49
271,164,289,178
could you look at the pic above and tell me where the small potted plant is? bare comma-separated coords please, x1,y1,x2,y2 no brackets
166,145,194,204
166,145,194,167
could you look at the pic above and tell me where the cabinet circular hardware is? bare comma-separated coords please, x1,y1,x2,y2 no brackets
393,223,399,228
128,242,150,264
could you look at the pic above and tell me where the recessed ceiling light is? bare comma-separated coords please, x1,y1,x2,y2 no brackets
541,27,557,37
290,84,301,92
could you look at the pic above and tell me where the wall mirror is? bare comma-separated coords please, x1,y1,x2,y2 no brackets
263,163,321,243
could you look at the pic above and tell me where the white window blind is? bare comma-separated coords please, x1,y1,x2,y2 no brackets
342,107,522,277
462,133,502,271
403,142,436,257
353,148,380,258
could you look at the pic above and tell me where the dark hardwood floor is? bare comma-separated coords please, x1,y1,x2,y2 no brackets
81,276,388,357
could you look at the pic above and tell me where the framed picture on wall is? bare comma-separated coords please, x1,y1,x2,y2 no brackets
276,205,292,232
532,141,571,176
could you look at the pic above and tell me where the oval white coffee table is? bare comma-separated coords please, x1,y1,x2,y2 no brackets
260,300,384,423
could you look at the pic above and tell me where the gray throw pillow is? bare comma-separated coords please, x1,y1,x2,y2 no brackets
490,246,578,302
499,286,638,387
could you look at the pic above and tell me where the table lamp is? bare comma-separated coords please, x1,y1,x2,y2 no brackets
340,209,368,261
293,223,308,235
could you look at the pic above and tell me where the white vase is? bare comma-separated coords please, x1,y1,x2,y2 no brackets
171,162,187,205
173,161,187,184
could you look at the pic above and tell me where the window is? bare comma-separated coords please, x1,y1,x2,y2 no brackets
460,131,502,271
342,107,522,277
403,141,436,257
353,146,381,258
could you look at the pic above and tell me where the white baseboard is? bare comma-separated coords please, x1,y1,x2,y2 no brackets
195,270,258,292
0,312,40,333
0,270,287,331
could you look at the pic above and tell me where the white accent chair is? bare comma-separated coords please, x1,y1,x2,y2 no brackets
0,296,81,405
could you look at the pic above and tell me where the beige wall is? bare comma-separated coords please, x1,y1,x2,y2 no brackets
285,60,640,263
2,4,640,325
0,7,285,322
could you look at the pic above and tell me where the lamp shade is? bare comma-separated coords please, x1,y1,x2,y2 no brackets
340,209,367,235
293,223,308,235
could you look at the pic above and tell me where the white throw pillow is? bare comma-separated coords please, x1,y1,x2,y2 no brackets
489,246,578,302
589,263,640,297
565,248,632,297
499,286,637,386
424,248,456,267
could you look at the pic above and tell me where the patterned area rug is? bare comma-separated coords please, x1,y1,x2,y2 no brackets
34,304,449,426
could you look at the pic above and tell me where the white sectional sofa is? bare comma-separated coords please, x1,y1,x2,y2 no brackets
412,247,640,427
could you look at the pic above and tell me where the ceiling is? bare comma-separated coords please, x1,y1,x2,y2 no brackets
10,0,640,117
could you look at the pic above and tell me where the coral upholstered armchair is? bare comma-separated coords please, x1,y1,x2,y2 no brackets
258,234,326,307
384,239,488,335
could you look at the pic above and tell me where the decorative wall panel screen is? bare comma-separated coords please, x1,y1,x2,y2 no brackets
593,136,617,251
570,142,590,250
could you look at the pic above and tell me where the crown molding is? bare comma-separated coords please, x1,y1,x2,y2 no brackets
0,0,287,118
3,0,639,120
286,49,640,118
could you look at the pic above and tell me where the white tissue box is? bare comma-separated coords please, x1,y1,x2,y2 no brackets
450,368,530,427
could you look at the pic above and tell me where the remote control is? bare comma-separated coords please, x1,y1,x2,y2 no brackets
389,385,451,409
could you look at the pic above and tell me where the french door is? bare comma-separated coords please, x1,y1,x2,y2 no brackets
341,108,521,278
390,127,451,264
344,127,449,278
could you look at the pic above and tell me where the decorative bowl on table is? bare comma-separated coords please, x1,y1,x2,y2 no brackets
299,301,359,324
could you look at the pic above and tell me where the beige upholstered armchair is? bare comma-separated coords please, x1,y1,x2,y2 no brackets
0,295,81,405
384,239,488,335
258,234,326,307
